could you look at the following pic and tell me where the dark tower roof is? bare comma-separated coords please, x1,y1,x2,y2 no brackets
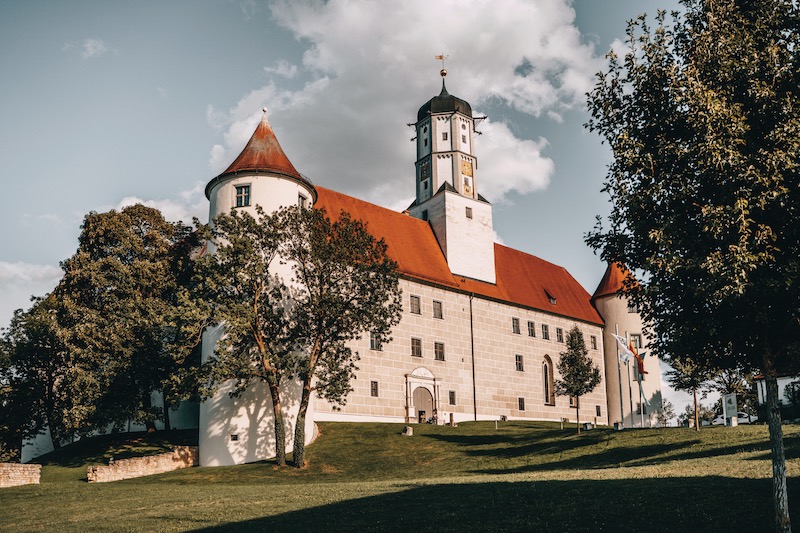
205,110,315,200
417,80,473,122
592,262,635,300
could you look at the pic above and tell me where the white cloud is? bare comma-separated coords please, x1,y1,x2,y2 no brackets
81,38,109,59
0,261,63,328
208,0,600,208
265,60,298,79
115,181,209,225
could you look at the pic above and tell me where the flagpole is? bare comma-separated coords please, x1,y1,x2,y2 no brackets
639,371,645,428
615,324,624,429
626,333,634,427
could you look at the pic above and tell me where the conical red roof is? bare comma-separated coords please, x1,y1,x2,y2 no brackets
205,110,313,199
592,262,633,300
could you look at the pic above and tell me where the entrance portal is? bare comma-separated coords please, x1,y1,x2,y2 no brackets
413,386,434,423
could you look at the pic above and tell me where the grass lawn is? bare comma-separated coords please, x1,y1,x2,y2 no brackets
2,421,800,532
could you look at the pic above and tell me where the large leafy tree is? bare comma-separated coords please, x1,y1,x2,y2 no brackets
58,204,199,432
190,206,296,466
586,2,800,529
275,206,402,467
554,326,601,434
0,296,86,452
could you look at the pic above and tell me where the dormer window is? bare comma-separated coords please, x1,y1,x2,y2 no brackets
545,290,556,305
235,185,251,208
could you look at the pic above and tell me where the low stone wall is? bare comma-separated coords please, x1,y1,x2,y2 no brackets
87,446,198,483
0,463,41,488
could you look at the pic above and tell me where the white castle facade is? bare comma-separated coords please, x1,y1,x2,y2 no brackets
198,76,664,467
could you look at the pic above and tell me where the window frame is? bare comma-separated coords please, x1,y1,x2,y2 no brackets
590,335,597,350
515,354,524,372
411,337,422,357
409,295,421,315
434,341,445,361
432,300,443,320
370,381,379,398
527,321,536,337
518,397,526,411
556,327,564,343
449,390,456,405
235,184,251,208
541,324,550,340
369,331,382,351
512,317,521,335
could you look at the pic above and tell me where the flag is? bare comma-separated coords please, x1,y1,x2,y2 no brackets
629,340,650,407
611,333,634,364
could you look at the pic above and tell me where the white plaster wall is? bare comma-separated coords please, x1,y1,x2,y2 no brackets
208,174,314,222
435,154,453,190
198,323,315,467
433,115,452,153
594,294,662,428
440,192,495,284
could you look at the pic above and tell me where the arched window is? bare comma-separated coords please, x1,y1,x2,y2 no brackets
543,355,555,405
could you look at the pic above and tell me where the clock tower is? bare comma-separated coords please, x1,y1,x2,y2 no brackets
409,69,496,284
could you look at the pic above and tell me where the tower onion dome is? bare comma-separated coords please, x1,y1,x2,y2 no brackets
204,110,315,200
417,80,473,121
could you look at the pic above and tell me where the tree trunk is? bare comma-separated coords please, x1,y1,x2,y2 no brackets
292,375,312,467
162,390,171,432
764,359,791,532
142,392,157,432
575,397,581,435
693,387,699,432
268,378,286,466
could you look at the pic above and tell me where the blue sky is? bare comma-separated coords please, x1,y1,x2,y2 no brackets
2,0,704,413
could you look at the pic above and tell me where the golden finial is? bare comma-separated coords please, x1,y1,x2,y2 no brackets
435,53,449,77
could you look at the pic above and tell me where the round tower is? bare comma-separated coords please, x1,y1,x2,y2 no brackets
592,262,663,428
204,108,316,222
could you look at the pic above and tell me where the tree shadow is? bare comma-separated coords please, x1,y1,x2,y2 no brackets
189,476,797,532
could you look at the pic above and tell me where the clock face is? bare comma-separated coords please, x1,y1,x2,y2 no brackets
461,160,473,177
420,161,430,179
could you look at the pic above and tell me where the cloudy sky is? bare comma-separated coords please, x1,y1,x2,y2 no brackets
2,0,703,413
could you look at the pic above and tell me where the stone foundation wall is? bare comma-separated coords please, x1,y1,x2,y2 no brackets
87,446,198,483
0,463,41,488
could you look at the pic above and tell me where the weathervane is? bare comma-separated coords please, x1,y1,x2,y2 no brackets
435,53,449,77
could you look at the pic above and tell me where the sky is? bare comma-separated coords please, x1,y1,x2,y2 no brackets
1,0,709,416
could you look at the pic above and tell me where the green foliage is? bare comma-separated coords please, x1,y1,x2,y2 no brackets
658,399,676,427
554,327,601,433
57,204,200,432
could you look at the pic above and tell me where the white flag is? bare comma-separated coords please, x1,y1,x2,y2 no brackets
612,333,634,364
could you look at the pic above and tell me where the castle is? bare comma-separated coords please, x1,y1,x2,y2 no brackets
198,74,664,467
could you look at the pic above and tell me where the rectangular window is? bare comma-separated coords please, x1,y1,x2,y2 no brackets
449,390,456,405
518,397,526,411
636,402,646,415
569,396,577,407
434,342,445,361
596,405,602,417
630,334,642,349
442,132,448,141
410,295,421,315
462,134,467,143
527,321,536,337
627,301,640,313
235,185,251,207
515,354,524,372
411,337,422,357
370,381,379,397
556,328,564,343
433,300,443,319
512,317,521,334
590,335,597,350
298,194,307,207
541,324,550,340
369,331,382,351
465,207,473,219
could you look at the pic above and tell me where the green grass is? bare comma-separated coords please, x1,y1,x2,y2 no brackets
2,422,800,532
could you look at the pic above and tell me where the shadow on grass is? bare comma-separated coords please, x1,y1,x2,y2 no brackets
192,476,795,532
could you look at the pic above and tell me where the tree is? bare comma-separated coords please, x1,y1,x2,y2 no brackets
554,326,601,434
189,206,294,465
585,2,800,528
710,365,758,421
658,399,676,428
664,357,716,432
58,204,199,432
274,206,402,467
0,297,84,452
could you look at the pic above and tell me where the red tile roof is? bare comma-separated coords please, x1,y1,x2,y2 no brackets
315,186,603,326
592,262,633,300
205,111,312,199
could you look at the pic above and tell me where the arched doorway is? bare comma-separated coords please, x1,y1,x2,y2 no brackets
413,386,434,423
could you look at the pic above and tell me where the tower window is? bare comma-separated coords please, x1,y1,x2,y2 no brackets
462,134,467,143
298,194,307,208
424,138,428,147
423,180,428,190
422,210,428,221
596,405,602,417
515,354,524,372
518,397,526,411
370,381,379,397
442,132,448,141
462,123,466,130
449,390,456,405
369,331,382,351
235,185,251,208
465,207,472,219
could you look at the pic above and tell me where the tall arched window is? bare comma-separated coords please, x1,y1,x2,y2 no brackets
543,355,555,405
